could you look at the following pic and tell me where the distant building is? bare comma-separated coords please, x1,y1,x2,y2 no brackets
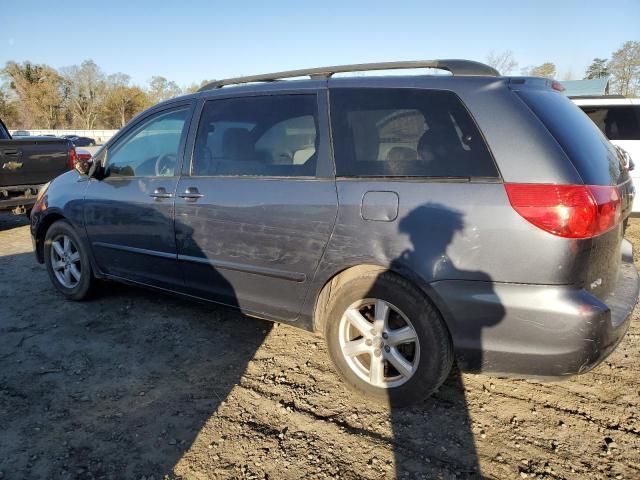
561,77,610,97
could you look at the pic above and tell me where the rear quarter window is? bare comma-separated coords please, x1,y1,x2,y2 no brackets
517,90,626,186
330,88,498,178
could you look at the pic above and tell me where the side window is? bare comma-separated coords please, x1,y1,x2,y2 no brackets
582,106,640,141
192,95,318,177
330,88,497,178
106,107,190,178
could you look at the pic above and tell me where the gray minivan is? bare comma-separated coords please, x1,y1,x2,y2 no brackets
30,60,639,405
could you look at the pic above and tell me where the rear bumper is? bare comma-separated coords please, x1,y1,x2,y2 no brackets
431,239,639,376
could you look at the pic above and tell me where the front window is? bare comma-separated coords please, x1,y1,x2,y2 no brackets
106,107,190,178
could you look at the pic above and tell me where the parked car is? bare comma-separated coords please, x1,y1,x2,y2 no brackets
572,97,640,212
63,135,96,147
0,119,77,215
12,130,30,137
75,148,92,162
30,60,639,405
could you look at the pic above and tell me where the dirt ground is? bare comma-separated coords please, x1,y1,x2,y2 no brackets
0,213,638,480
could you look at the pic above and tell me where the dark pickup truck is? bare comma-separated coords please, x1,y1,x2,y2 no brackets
0,119,75,215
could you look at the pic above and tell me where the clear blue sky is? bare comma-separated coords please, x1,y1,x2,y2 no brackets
2,0,638,87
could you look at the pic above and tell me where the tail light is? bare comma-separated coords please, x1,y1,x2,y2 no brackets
505,183,621,238
68,145,77,170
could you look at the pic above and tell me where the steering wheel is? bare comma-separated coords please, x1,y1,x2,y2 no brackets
155,153,176,176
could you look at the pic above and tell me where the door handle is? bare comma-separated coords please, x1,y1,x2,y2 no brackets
1,149,19,157
149,187,173,199
178,187,204,200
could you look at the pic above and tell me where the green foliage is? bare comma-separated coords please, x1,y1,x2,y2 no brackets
584,58,609,79
0,60,208,129
608,41,640,96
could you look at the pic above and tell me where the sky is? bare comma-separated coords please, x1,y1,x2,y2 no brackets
2,0,639,88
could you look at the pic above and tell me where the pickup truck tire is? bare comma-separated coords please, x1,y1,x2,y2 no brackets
322,270,453,407
43,220,94,301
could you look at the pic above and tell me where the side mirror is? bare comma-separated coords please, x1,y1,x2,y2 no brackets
75,157,93,176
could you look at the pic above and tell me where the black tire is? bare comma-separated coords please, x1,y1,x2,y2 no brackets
44,220,94,301
323,269,453,406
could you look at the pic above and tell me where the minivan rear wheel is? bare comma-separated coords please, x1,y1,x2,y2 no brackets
44,220,94,301
323,270,453,406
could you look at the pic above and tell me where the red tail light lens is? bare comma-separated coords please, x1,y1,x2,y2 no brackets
505,184,621,238
68,145,77,170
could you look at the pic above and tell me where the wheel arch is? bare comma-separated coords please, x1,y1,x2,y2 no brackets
312,263,454,338
35,212,66,263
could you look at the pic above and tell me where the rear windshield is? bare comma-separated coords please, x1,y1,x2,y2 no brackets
579,105,640,141
330,88,498,178
517,90,625,185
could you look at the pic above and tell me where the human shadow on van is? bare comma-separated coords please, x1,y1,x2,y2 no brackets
361,203,506,478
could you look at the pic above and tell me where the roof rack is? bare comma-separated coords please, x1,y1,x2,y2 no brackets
198,59,499,91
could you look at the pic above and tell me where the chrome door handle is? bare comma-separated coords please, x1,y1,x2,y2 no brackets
149,187,173,199
178,187,204,200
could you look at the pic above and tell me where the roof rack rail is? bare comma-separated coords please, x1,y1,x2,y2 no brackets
198,59,499,91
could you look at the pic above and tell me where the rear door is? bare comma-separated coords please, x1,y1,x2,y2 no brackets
175,91,337,321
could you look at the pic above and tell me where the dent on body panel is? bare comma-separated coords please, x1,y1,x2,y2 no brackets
175,180,334,272
321,181,582,287
84,178,176,252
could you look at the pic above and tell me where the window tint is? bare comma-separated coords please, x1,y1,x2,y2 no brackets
330,88,497,178
192,95,318,177
107,107,190,178
518,91,625,186
580,105,640,141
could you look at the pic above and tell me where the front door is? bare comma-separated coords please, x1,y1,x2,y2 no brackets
84,103,193,290
175,93,338,321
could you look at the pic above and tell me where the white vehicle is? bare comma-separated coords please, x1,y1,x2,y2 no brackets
572,97,640,212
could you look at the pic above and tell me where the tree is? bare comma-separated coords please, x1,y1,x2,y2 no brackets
183,79,214,94
584,58,609,79
608,41,640,96
486,50,518,75
147,76,182,104
102,73,148,128
61,60,106,129
0,82,20,127
526,62,557,78
3,61,67,128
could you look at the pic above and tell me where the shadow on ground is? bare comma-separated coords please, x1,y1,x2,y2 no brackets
0,207,499,479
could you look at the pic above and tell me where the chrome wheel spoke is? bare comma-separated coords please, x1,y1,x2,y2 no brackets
52,260,65,271
69,264,81,281
63,236,71,255
369,354,385,386
63,268,72,285
373,299,389,333
387,326,417,347
69,251,80,263
386,348,413,379
345,308,373,337
342,338,370,357
52,241,65,257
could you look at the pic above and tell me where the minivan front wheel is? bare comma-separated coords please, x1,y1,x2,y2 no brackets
323,270,453,406
44,220,94,300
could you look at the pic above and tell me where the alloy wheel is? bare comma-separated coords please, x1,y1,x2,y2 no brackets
50,234,82,289
338,298,420,388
